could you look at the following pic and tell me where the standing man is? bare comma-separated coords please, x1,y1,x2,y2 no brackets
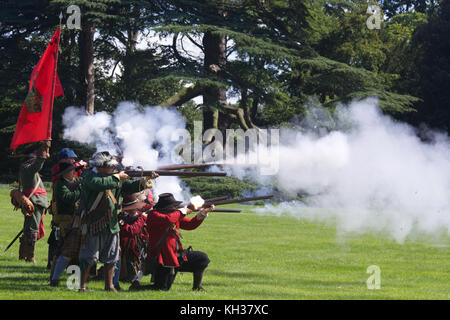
50,148,87,184
47,147,87,269
49,162,83,286
78,151,157,292
16,141,50,263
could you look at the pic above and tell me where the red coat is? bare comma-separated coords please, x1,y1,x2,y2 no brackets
146,209,204,267
119,215,147,258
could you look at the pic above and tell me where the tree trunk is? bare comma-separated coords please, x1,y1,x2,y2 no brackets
202,30,228,133
159,30,257,133
240,89,258,129
79,21,96,115
123,25,139,96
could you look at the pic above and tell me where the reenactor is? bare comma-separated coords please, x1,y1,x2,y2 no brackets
10,141,50,263
78,151,157,292
49,162,83,286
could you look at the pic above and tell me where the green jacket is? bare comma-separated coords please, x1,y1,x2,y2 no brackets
19,157,48,208
54,177,82,215
81,169,142,235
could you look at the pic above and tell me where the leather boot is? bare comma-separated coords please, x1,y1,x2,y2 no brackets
192,269,206,291
24,245,36,263
27,233,38,263
18,237,26,260
21,234,37,263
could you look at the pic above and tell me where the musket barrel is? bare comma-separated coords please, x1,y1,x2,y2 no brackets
209,195,273,206
157,163,222,170
211,209,242,213
204,196,228,203
181,196,228,210
126,170,226,177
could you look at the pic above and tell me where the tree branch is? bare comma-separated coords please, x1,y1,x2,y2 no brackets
160,82,205,107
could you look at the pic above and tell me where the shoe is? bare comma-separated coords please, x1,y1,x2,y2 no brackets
192,269,206,291
128,280,141,291
193,285,205,292
49,280,59,287
19,234,37,263
24,257,36,263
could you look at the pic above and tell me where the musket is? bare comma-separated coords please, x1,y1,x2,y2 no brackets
179,196,228,209
210,209,242,213
157,163,223,170
205,195,273,206
188,195,273,212
125,170,226,178
4,229,23,252
203,196,229,203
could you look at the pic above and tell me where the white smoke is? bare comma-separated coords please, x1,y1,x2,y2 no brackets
62,98,450,243
253,98,450,243
62,102,188,201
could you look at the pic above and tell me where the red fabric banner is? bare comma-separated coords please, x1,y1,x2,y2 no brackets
10,26,63,150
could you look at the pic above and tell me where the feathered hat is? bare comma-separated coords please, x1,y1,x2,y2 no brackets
89,151,120,168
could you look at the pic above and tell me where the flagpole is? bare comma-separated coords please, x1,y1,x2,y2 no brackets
47,13,63,142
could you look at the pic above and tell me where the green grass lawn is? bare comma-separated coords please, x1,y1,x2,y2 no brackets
0,184,448,300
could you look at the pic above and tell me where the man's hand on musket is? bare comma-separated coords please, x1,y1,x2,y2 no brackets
196,204,215,221
140,171,158,188
141,171,159,189
114,170,129,181
150,171,159,180
179,206,192,216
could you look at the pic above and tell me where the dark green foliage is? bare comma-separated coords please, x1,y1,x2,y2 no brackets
380,0,440,18
407,1,450,130
181,176,260,199
0,0,449,182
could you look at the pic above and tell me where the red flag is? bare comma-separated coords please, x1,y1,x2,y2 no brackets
10,26,63,150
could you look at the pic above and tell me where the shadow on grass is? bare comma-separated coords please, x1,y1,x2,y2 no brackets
206,269,367,297
0,260,51,292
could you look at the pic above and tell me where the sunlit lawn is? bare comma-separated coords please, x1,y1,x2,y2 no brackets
0,185,448,300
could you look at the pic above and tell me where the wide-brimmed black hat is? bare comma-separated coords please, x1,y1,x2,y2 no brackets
53,162,77,177
154,193,183,210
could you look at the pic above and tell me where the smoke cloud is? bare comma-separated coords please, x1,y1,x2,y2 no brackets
62,98,450,242
62,102,188,201
253,98,450,243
